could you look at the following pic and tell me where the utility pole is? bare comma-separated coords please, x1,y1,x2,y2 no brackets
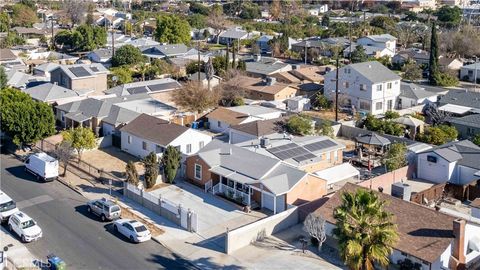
197,39,201,83
475,56,478,92
112,28,115,57
304,41,310,65
335,56,340,122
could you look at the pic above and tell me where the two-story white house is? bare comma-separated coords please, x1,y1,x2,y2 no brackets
120,114,212,160
356,34,397,57
324,61,401,115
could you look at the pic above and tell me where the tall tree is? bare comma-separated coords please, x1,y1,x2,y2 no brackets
205,58,215,90
334,189,398,270
171,81,220,113
143,152,159,189
55,141,74,177
436,5,462,28
0,12,9,32
64,0,87,26
286,115,313,136
269,0,282,20
61,127,97,161
351,45,368,63
161,146,181,184
384,143,407,171
0,88,55,147
11,4,37,27
208,4,231,44
0,67,7,89
125,160,139,186
428,22,438,85
303,213,327,251
111,45,145,67
154,14,191,44
402,60,422,82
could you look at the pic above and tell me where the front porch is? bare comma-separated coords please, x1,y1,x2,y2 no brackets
207,171,283,214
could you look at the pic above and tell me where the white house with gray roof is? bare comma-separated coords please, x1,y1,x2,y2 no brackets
22,82,90,104
356,34,397,57
245,57,292,77
398,82,448,109
448,114,480,140
438,90,480,115
324,61,401,115
417,140,480,185
218,27,250,45
105,78,182,96
87,49,113,66
186,140,328,213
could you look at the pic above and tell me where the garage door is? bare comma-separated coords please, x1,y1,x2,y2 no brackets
276,195,285,213
262,192,275,212
418,157,446,183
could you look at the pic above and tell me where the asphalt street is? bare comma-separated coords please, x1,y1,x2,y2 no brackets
0,153,195,270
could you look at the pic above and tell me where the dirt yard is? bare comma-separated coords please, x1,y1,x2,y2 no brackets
81,147,144,176
303,110,349,121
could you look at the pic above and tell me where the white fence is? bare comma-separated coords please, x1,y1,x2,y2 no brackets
124,183,198,232
225,206,299,254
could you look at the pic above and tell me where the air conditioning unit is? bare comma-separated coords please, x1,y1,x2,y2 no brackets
391,182,411,201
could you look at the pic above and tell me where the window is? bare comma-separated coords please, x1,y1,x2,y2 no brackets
61,112,65,122
128,135,132,144
199,141,204,149
427,155,437,163
375,102,383,111
376,84,383,91
360,84,366,91
387,82,392,89
186,144,192,154
360,101,370,110
334,151,338,161
217,121,222,127
387,100,393,110
326,151,331,161
142,141,147,150
194,164,202,180
468,128,476,136
345,82,350,88
156,145,164,153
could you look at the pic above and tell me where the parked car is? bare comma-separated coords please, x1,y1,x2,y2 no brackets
113,219,151,243
0,190,19,223
24,152,59,182
8,211,42,242
86,198,121,222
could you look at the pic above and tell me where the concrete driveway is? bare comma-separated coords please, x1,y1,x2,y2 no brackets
148,180,267,238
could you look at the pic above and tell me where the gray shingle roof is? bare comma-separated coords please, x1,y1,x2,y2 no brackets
219,28,248,39
246,58,291,76
23,83,79,102
400,82,440,100
105,78,181,96
347,61,401,83
421,140,480,169
196,139,309,195
439,89,480,110
361,34,397,42
52,63,109,79
56,98,112,118
102,105,142,126
143,44,189,57
448,114,480,129
91,48,112,59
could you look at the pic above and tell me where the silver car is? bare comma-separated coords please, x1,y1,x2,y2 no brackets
86,198,121,222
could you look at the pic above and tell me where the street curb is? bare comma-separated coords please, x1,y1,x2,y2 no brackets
56,176,85,196
150,237,203,270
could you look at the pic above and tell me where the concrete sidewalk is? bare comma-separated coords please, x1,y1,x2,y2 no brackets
60,171,345,270
0,226,38,270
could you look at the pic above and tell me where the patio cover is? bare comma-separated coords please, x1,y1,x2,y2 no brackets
314,163,359,185
393,115,425,127
64,112,90,123
209,166,257,184
438,104,472,115
355,133,391,146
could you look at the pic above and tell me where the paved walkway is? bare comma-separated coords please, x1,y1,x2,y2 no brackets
0,226,38,270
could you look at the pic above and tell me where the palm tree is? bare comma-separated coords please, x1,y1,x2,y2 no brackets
333,189,398,270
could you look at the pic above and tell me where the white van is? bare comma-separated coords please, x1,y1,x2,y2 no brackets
0,190,19,223
24,153,59,182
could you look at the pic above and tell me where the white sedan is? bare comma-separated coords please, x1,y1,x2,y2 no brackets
113,219,151,243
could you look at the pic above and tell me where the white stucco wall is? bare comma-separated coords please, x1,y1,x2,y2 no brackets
465,223,480,263
455,165,480,185
102,122,116,136
229,129,257,144
121,129,212,159
417,152,455,183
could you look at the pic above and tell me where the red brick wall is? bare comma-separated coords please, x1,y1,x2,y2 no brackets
185,155,211,188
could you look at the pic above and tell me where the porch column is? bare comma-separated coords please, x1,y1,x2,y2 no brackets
273,195,276,214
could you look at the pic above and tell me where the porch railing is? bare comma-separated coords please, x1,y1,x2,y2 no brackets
220,183,249,205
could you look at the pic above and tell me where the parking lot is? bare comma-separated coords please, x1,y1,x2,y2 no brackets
148,180,267,238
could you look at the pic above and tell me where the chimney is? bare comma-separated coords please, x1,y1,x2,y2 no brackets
255,54,261,62
449,219,466,270
265,77,276,86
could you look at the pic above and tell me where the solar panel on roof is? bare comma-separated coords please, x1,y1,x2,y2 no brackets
267,143,313,161
293,153,316,162
69,67,90,77
148,82,179,92
304,140,337,152
90,67,99,72
127,86,149,94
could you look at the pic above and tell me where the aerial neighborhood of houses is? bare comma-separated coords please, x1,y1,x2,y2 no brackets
2,1,480,270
